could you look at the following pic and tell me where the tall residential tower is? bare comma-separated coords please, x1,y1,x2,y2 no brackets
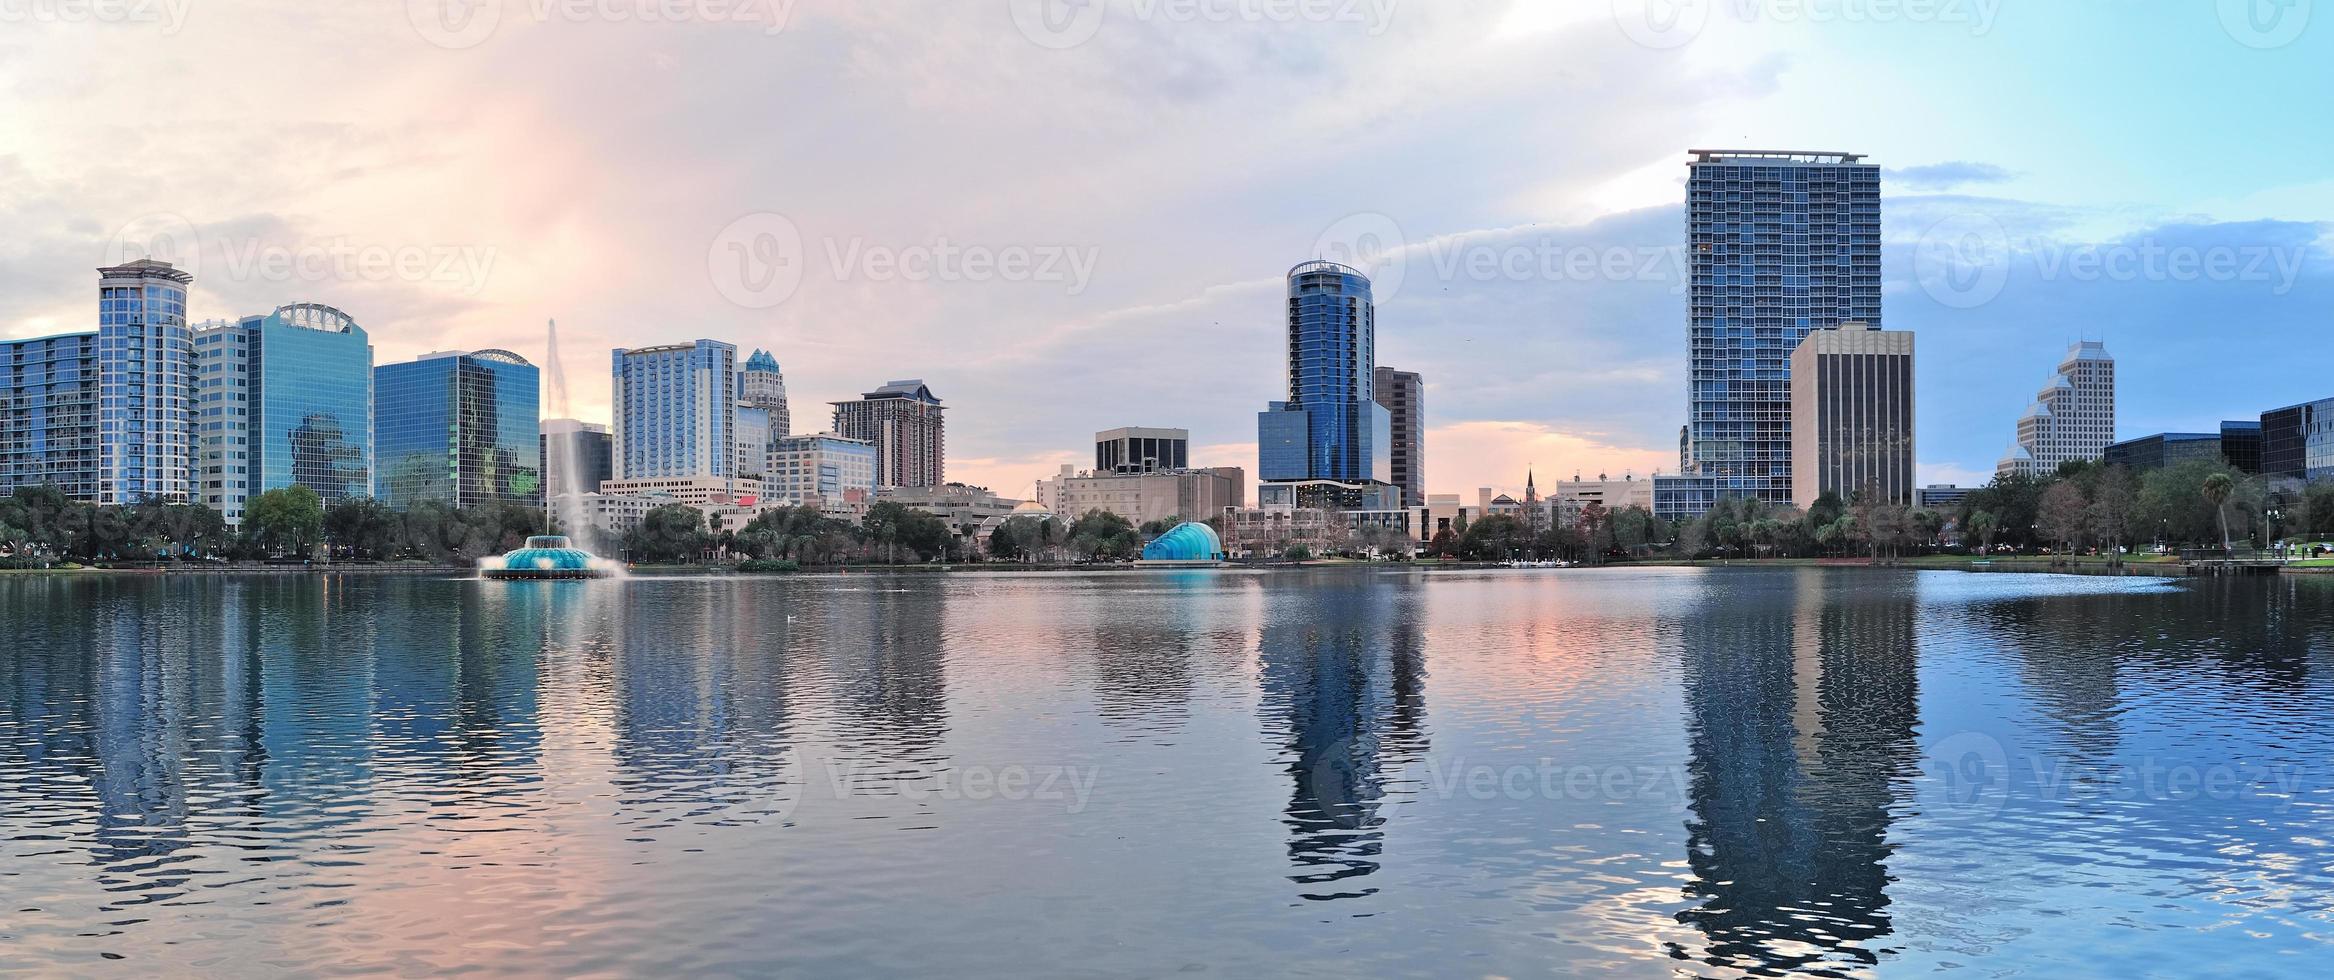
1655,151,1883,520
832,380,946,489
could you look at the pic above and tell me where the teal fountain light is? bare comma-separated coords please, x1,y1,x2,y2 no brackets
482,536,617,580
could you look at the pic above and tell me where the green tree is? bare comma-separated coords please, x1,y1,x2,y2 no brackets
1968,510,2001,554
627,505,710,564
324,497,401,560
1067,509,1139,561
244,486,325,558
2203,472,2236,553
2037,480,2090,554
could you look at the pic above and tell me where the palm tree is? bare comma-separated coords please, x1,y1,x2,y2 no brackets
2203,473,2236,554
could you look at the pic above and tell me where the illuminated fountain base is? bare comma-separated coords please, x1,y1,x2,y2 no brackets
481,536,620,580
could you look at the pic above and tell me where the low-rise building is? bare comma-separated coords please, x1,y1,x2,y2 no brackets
1037,465,1246,526
767,433,876,507
1914,485,1974,510
881,483,1024,540
597,475,767,509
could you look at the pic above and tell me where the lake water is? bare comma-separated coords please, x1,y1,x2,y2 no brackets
3,568,2331,976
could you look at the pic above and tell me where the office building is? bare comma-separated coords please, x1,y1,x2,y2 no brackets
735,405,773,480
2221,420,2264,474
767,432,877,506
0,332,102,499
99,259,201,503
1258,261,1398,511
613,340,737,482
1997,341,2116,478
540,419,613,501
1655,151,1882,520
1553,475,1657,520
1373,367,1425,508
2262,397,2334,483
832,379,946,488
194,304,375,524
1095,427,1189,474
1914,485,1973,510
374,349,542,510
740,348,791,439
2102,432,2229,474
1037,464,1246,527
1788,323,1914,508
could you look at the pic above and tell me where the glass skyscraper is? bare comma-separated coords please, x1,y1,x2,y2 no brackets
98,259,199,504
374,350,541,510
1657,151,1882,520
612,340,737,480
0,332,103,499
1258,261,1396,511
196,304,375,524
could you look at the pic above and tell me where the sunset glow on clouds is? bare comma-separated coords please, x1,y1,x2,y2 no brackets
3,1,2329,500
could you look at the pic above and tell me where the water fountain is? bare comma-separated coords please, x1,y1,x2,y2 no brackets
483,319,620,580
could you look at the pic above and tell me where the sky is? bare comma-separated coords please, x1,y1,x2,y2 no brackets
3,0,2329,500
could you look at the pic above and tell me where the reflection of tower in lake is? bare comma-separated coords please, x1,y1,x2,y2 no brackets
607,583,799,821
1257,575,1429,902
1673,569,1919,976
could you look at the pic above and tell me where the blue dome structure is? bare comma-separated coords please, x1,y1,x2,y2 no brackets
1141,522,1225,564
483,536,614,580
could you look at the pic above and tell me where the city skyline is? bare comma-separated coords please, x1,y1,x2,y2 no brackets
3,4,2329,499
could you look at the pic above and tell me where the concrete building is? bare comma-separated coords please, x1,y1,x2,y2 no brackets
1658,151,1883,520
1998,341,2116,478
1095,427,1188,474
541,419,613,501
1221,507,1336,558
740,349,791,439
1258,261,1398,511
1789,323,1914,508
767,432,877,508
194,304,375,525
596,475,767,509
0,332,103,500
832,379,946,489
1373,367,1425,508
612,340,737,482
882,483,1023,540
1037,464,1246,527
1553,475,1657,520
375,349,541,510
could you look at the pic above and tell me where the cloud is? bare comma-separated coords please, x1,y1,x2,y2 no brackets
1886,162,2016,190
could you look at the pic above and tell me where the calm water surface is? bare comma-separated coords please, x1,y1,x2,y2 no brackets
3,568,2332,976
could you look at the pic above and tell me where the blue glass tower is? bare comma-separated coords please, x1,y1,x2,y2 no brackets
1259,261,1396,511
1660,151,1882,519
612,340,737,480
196,304,375,524
374,350,541,510
0,332,103,499
97,259,198,504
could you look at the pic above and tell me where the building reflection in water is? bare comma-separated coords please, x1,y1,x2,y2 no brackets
1671,568,1919,976
1256,573,1429,902
603,580,802,828
1086,572,1253,740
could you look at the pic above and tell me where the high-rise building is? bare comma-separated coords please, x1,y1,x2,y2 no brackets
740,349,791,439
1373,367,1425,508
540,419,613,501
1095,427,1189,474
1655,151,1882,520
612,340,737,481
1258,261,1397,511
831,379,946,489
0,332,102,500
194,304,375,525
374,349,541,510
1996,341,2116,478
1788,323,1914,508
98,259,200,503
768,432,877,505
